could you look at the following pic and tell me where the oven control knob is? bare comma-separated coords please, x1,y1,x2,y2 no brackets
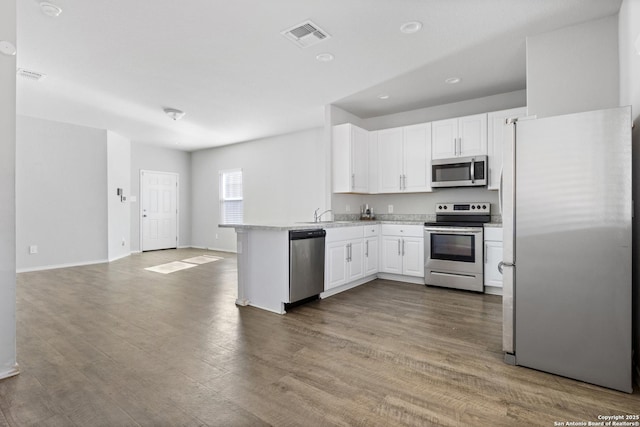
438,205,442,210
477,205,481,209
482,204,487,210
471,205,475,209
443,205,447,210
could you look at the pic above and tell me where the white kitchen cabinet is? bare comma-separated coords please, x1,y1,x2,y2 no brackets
363,225,379,276
324,226,364,291
484,226,503,295
380,224,424,278
378,123,431,193
487,107,527,190
377,127,403,193
332,123,369,193
432,113,487,160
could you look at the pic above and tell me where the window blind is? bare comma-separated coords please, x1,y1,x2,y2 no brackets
220,169,243,224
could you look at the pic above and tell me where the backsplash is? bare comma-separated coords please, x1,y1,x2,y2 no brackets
334,213,502,223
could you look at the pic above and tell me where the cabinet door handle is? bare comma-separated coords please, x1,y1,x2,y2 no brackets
484,244,488,264
399,175,402,190
365,240,369,257
351,174,355,190
402,239,405,256
397,239,401,255
348,243,352,262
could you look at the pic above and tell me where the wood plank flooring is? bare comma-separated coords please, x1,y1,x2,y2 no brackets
0,248,637,426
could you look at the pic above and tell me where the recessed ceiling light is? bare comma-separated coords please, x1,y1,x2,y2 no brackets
400,21,422,34
378,94,390,100
39,2,62,17
315,53,334,62
163,108,186,121
445,77,461,84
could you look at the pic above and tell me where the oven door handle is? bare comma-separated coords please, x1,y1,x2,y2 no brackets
424,227,483,234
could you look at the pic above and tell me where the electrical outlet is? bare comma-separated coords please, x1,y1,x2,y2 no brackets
29,245,38,254
388,205,394,213
346,204,350,212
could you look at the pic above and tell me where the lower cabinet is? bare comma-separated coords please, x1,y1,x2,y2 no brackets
484,226,503,294
325,227,365,291
324,223,423,296
380,225,424,278
363,225,379,277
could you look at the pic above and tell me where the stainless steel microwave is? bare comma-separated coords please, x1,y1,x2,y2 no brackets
431,155,487,188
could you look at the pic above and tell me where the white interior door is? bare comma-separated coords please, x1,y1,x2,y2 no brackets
141,171,178,251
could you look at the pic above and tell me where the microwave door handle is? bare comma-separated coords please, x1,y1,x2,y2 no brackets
470,158,475,183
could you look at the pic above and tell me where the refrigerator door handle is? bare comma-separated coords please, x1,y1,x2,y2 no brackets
498,167,503,215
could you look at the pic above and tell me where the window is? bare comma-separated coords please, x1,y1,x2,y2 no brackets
220,169,243,224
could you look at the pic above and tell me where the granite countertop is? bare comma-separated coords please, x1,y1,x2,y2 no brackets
484,222,503,228
219,219,426,231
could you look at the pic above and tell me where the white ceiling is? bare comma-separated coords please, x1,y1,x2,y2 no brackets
16,0,621,151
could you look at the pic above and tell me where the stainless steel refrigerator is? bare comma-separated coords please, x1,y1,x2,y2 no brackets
501,106,633,393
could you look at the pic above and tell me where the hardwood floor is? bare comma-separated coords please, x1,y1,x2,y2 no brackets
0,248,637,426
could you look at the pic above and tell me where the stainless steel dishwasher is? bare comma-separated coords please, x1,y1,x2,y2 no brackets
289,229,325,305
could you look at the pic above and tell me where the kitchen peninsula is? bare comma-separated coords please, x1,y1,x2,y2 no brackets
220,219,427,314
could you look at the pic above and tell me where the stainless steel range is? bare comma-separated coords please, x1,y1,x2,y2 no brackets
424,202,490,292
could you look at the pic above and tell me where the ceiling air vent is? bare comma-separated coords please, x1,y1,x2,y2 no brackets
17,68,46,81
281,20,331,48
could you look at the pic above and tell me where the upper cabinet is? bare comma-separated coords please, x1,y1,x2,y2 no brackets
378,123,432,193
486,107,527,190
332,123,369,193
432,113,487,160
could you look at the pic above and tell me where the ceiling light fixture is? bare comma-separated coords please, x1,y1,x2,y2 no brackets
0,41,16,56
39,2,62,17
378,94,390,100
164,108,186,121
315,53,334,62
445,77,461,84
400,21,422,34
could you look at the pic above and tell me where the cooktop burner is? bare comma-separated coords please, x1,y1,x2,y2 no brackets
426,202,491,227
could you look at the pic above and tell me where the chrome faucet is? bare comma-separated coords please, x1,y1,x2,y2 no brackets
314,208,332,223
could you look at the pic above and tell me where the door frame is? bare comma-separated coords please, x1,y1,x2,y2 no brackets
139,170,180,252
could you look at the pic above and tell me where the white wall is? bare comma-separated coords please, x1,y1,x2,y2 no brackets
191,127,325,252
0,0,18,380
618,0,640,382
330,91,524,217
16,116,108,271
107,131,131,261
130,143,191,252
527,15,619,118
362,90,526,130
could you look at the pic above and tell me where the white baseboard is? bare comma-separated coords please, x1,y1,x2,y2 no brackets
108,252,130,262
484,286,503,296
17,259,108,273
376,273,425,285
321,275,376,299
0,363,20,381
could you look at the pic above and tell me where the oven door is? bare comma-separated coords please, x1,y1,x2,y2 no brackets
424,226,484,291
